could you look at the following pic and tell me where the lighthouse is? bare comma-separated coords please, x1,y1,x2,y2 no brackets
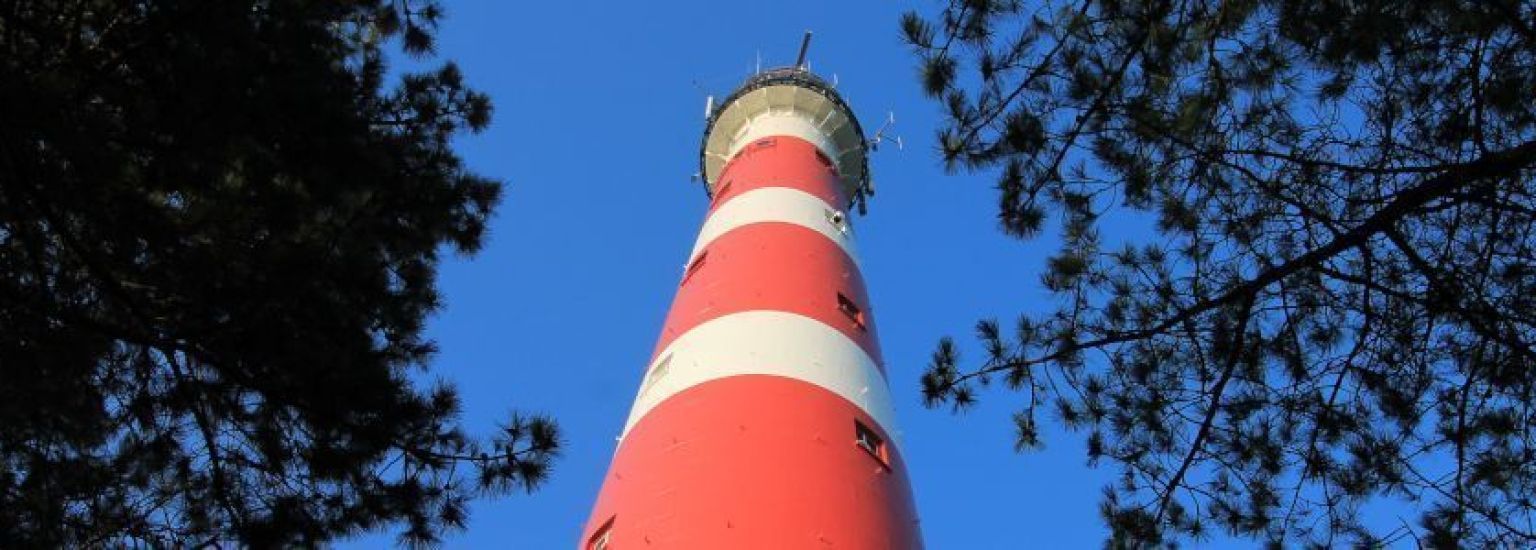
582,50,921,549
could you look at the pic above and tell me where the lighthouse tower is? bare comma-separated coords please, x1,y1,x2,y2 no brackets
581,56,921,549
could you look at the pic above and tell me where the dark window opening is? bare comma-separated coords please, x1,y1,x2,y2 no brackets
837,292,866,331
814,149,841,176
642,353,672,395
681,252,708,286
854,420,889,468
712,179,733,204
588,516,614,550
754,137,777,149
814,148,834,168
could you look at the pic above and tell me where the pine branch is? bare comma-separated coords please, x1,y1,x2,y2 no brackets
1154,292,1254,527
943,138,1536,390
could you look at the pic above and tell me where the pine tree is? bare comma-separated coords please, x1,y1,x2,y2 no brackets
0,1,557,546
903,1,1536,546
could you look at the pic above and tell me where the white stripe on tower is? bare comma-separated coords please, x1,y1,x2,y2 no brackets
624,310,896,439
585,65,923,549
727,111,841,162
689,186,859,266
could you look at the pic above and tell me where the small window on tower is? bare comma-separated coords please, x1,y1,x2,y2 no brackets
681,252,708,286
814,148,835,169
712,179,733,203
854,420,889,467
641,353,672,396
588,516,614,550
837,292,866,331
754,137,778,149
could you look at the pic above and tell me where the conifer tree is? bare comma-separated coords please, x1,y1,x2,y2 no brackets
0,1,557,545
903,1,1536,546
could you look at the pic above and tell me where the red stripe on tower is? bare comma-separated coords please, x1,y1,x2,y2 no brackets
582,60,922,549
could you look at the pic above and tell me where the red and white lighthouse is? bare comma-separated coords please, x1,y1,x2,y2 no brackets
582,60,921,549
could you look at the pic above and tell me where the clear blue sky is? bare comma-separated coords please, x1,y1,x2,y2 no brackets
346,1,1126,547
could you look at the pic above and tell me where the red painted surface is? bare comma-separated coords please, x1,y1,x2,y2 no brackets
655,221,883,368
709,137,845,213
583,375,922,549
585,115,920,548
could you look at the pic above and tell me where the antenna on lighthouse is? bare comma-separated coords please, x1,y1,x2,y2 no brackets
870,111,903,152
589,47,921,547
795,30,813,69
692,79,716,120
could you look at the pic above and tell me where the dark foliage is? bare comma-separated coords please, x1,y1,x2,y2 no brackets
904,0,1536,546
0,1,558,546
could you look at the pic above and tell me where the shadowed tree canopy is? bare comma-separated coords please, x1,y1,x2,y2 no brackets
903,0,1536,546
0,1,557,546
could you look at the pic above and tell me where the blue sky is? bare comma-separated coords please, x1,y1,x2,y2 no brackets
345,1,1122,547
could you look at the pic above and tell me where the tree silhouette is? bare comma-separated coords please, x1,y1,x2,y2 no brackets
903,0,1536,546
1,1,557,546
